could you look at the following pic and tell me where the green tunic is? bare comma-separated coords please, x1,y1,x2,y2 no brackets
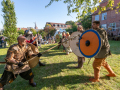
94,28,111,58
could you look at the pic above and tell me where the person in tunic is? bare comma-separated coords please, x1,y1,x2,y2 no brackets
75,25,85,69
89,21,116,82
0,36,42,90
65,32,72,55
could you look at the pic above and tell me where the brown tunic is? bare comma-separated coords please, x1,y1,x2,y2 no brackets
4,43,37,74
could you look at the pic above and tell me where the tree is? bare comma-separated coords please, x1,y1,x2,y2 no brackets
2,0,18,45
45,24,52,27
65,21,74,25
66,22,77,32
44,27,56,37
30,28,37,36
39,30,47,38
17,29,24,35
80,13,92,30
46,0,120,19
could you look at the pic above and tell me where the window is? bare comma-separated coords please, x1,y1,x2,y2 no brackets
59,24,61,27
55,24,57,27
101,24,107,30
109,23,116,31
102,12,107,20
95,15,99,21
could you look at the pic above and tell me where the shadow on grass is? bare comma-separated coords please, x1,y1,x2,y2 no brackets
39,75,90,90
35,61,77,77
42,51,65,57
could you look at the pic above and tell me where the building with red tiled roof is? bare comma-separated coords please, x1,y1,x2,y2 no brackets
17,28,28,31
46,22,71,30
92,0,120,36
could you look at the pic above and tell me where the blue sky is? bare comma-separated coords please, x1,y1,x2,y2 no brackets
0,0,78,29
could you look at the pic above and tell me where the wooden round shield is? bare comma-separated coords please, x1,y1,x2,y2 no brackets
70,31,84,57
62,38,69,47
26,43,40,68
28,56,40,68
79,29,102,58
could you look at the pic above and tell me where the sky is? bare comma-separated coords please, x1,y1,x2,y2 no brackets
0,0,78,30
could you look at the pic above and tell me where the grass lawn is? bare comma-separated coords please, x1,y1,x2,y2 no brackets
0,40,120,90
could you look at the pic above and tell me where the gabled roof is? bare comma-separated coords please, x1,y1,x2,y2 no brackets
46,22,66,27
17,28,28,31
46,22,71,28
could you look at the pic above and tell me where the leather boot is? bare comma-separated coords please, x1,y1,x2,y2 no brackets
75,57,85,69
0,83,3,90
104,64,116,77
39,61,45,66
89,69,100,82
29,78,36,87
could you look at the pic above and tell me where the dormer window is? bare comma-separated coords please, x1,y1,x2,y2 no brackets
59,24,61,27
55,24,57,27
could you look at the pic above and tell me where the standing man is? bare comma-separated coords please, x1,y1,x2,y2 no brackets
75,25,85,69
89,21,116,82
65,32,72,55
0,36,42,90
24,30,45,66
62,32,66,52
38,34,42,48
32,34,38,47
31,34,45,66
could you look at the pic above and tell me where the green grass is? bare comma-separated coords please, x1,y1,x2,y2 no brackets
0,40,120,90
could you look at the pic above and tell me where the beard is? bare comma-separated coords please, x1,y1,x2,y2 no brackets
21,42,26,46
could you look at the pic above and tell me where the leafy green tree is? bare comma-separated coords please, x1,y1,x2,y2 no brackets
46,0,120,19
65,21,74,25
80,13,92,30
2,0,18,45
66,22,77,32
39,30,47,38
45,24,52,27
17,29,24,35
30,28,37,36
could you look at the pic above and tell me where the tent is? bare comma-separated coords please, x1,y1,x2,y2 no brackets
54,28,66,37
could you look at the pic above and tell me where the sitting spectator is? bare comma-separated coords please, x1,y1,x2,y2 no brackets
1,36,5,48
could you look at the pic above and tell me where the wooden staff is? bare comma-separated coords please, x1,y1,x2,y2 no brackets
0,35,78,64
23,35,78,64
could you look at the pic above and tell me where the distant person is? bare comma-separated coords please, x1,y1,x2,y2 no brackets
65,32,72,55
51,36,55,44
62,32,66,52
38,34,42,48
1,36,5,48
32,34,38,47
